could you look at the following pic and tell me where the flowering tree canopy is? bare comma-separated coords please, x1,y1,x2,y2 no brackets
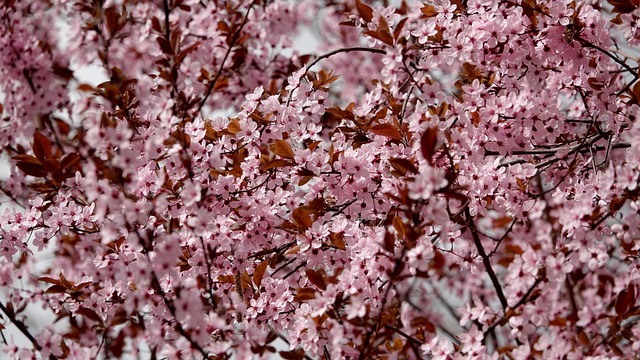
1,0,640,358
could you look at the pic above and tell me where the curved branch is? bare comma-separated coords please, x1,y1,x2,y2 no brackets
304,46,386,73
286,46,387,106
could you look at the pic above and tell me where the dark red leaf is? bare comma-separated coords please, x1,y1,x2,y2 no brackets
389,157,418,175
305,269,326,290
292,208,313,230
370,124,403,141
272,139,296,160
420,127,438,164
33,131,52,163
16,162,48,177
262,159,295,170
329,232,346,250
294,287,316,301
253,259,269,288
60,153,81,170
354,0,373,22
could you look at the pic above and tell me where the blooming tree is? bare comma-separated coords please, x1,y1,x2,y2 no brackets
1,0,640,358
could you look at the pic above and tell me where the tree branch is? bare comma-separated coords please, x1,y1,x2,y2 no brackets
0,301,42,352
465,209,509,311
196,1,255,116
286,47,386,106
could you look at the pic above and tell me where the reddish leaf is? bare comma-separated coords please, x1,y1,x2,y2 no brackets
305,269,326,290
420,127,438,164
363,29,394,46
394,17,408,40
298,175,314,186
608,0,640,13
609,196,627,213
253,259,269,288
262,159,295,170
12,154,40,164
355,0,373,22
175,41,200,66
292,207,313,230
55,118,71,135
60,153,81,170
38,276,64,286
389,157,418,175
329,232,346,250
370,124,403,141
16,162,48,177
410,317,436,332
308,140,322,151
421,4,438,17
272,139,296,160
104,6,120,37
383,231,395,253
110,314,128,326
615,284,636,316
217,275,236,284
45,285,68,294
515,177,527,192
294,287,316,301
431,250,445,270
493,216,513,228
33,131,52,163
279,349,306,360
76,307,102,322
226,119,241,135
376,16,394,45
393,216,407,240
43,158,61,174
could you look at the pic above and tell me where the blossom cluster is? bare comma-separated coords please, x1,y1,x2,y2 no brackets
1,0,640,359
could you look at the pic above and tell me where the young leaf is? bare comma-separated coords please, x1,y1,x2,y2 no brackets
272,139,296,160
292,207,313,230
33,131,52,163
354,0,373,22
329,232,346,250
253,259,269,288
16,162,48,177
420,127,438,164
370,124,403,141
305,269,326,290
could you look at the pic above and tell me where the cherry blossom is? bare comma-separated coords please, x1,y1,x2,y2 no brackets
1,0,640,359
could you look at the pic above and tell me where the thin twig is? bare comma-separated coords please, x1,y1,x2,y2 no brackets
0,301,42,352
286,47,386,106
465,209,509,311
577,37,638,78
196,1,255,116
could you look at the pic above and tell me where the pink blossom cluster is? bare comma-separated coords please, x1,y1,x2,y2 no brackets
1,0,640,359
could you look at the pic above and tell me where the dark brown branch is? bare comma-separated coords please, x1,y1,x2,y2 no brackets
0,301,42,352
133,227,209,359
162,0,171,44
196,2,255,116
286,47,387,106
483,268,546,337
149,270,209,359
465,209,509,311
577,37,638,78
488,219,517,257
304,46,386,73
199,238,217,307
384,324,423,358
